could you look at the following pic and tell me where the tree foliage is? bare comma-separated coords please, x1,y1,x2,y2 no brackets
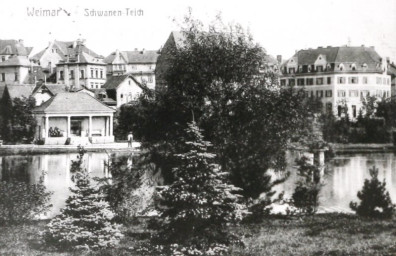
0,96,37,144
150,122,245,255
292,156,322,215
118,13,318,200
350,166,395,219
45,147,123,250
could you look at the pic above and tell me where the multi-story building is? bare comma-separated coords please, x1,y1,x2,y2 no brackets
55,39,106,90
0,39,33,62
280,46,391,118
104,49,159,90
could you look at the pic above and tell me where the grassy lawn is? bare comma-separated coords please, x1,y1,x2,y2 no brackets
0,214,395,256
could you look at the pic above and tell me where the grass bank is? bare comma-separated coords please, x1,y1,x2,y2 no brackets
1,214,395,256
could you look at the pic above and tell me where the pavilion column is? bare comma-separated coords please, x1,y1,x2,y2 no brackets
67,116,71,137
44,116,49,138
109,115,113,136
105,116,109,136
88,115,92,137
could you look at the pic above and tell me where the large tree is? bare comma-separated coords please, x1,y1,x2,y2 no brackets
120,13,318,199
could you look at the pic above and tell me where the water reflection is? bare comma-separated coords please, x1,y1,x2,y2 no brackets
1,152,396,215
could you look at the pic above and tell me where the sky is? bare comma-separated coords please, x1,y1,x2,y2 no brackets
2,0,396,62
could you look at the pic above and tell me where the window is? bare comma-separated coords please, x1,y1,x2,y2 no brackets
352,105,357,118
289,68,295,74
351,64,356,71
59,71,64,80
131,65,137,70
148,75,153,83
327,77,331,84
337,90,346,97
70,70,74,79
297,78,305,86
128,80,131,85
349,90,359,97
316,90,323,98
376,77,382,84
1,73,4,81
80,70,84,79
388,78,391,85
326,63,332,71
383,78,386,84
360,90,369,98
1,56,5,62
338,105,342,117
306,78,314,85
95,69,98,78
308,66,312,72
100,70,103,79
349,77,358,84
298,66,303,72
363,77,368,84
120,94,123,98
310,91,314,98
90,69,94,78
326,103,332,113
325,90,332,97
280,79,286,86
317,66,323,72
289,79,295,86
14,72,18,81
316,78,323,85
338,77,346,84
90,82,94,88
339,64,344,71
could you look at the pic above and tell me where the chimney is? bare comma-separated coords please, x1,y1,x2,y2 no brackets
134,48,138,51
73,41,77,48
370,46,375,50
318,46,323,48
18,39,24,45
386,57,390,64
141,48,145,54
276,55,282,64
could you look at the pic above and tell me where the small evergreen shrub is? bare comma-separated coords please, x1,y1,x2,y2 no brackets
291,156,322,215
45,147,123,250
0,173,52,225
350,166,395,219
147,122,246,255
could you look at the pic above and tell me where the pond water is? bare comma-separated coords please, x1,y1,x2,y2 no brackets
1,151,396,216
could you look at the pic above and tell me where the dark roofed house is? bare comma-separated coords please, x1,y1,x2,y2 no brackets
32,91,115,145
280,45,391,119
105,49,159,90
103,73,147,108
0,39,33,61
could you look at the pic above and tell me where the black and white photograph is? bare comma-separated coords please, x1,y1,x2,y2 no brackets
0,0,395,255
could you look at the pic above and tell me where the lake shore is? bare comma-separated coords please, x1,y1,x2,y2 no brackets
331,143,395,154
0,142,141,156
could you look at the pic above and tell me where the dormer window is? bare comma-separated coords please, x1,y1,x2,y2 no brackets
298,66,303,72
327,63,332,70
289,68,295,74
362,63,368,69
350,63,357,71
308,66,312,72
339,63,344,71
317,66,323,72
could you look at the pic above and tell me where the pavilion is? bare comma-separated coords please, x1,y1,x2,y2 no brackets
32,92,115,145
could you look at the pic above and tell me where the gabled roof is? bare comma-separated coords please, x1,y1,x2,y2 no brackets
283,46,383,73
5,84,35,99
45,84,68,95
104,50,160,64
103,74,143,90
0,40,32,56
33,92,115,114
0,56,32,67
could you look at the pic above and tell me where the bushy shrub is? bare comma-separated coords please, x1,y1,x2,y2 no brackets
350,166,395,219
0,173,52,225
45,147,123,250
291,156,322,215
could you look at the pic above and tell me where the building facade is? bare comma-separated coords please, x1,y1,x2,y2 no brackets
55,40,106,90
104,49,159,90
103,74,146,108
280,46,391,118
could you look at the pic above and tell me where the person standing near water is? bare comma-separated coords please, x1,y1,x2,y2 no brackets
127,132,133,148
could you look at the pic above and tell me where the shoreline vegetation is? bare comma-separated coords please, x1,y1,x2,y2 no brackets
0,214,395,256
